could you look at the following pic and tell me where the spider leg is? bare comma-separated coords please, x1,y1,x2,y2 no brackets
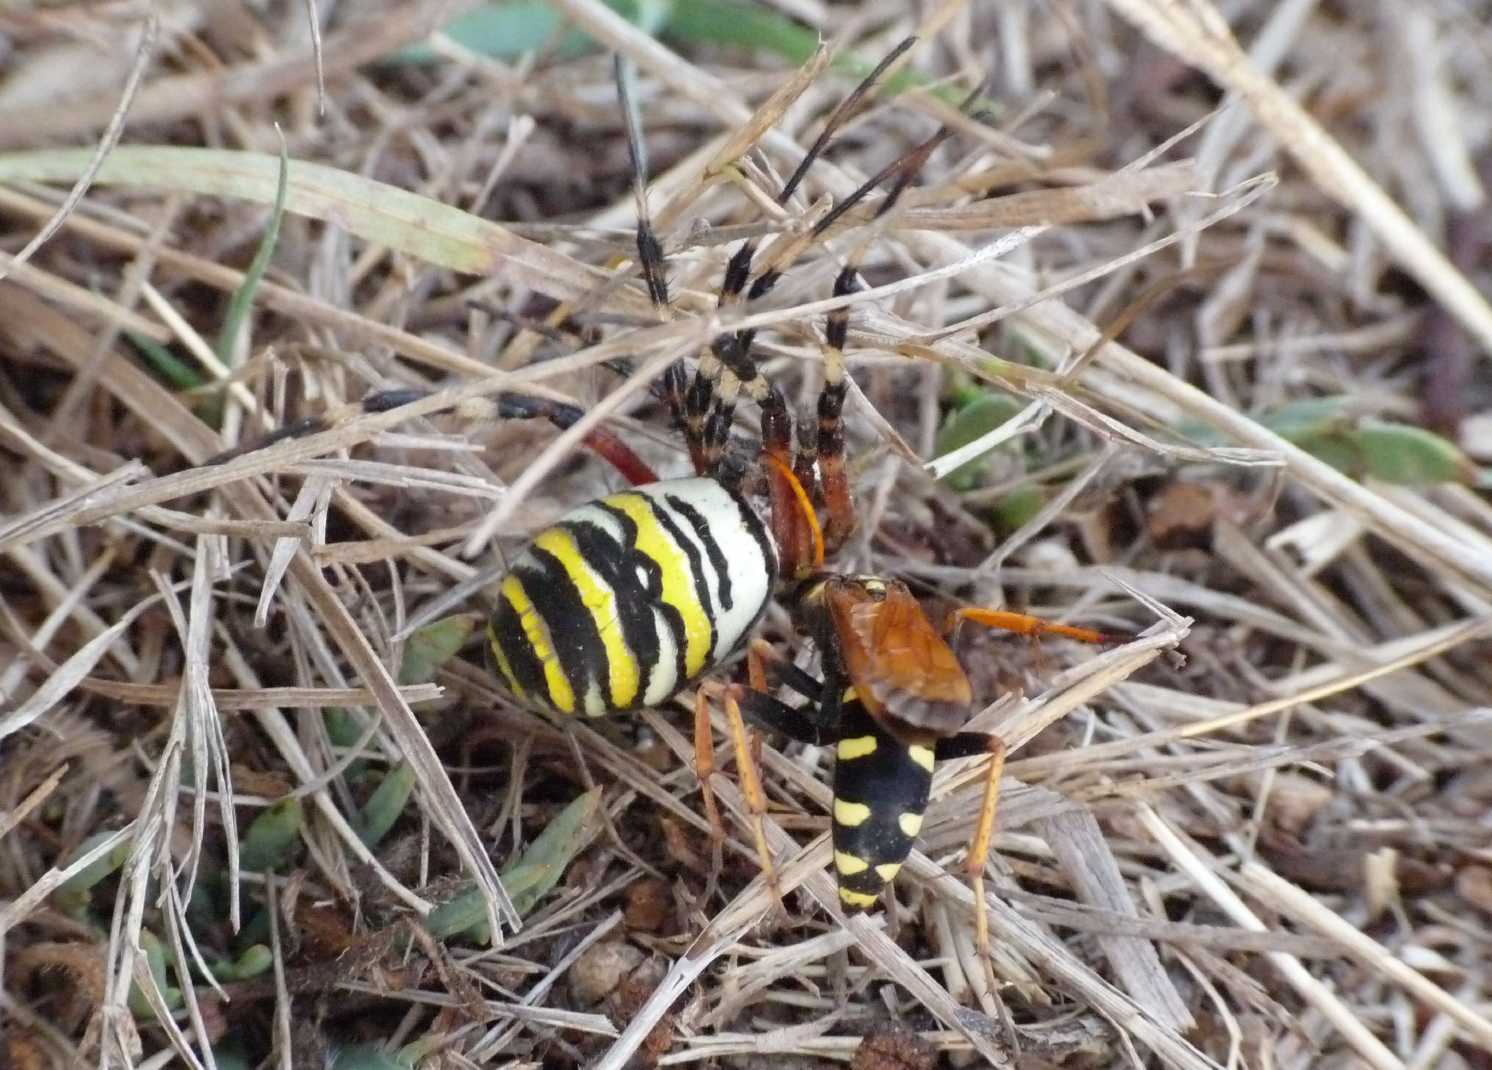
692,688,727,899
817,266,857,553
721,685,787,914
203,387,661,486
680,45,923,574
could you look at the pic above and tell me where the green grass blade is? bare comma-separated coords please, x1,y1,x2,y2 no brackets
425,787,603,940
0,147,615,306
216,135,289,364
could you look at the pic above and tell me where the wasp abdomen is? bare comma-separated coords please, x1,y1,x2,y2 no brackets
487,477,776,716
831,701,934,912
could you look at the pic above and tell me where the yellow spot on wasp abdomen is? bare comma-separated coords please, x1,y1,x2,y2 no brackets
839,887,879,909
875,862,902,882
836,736,877,761
908,745,935,773
898,812,924,837
500,574,575,713
834,851,870,876
834,800,872,827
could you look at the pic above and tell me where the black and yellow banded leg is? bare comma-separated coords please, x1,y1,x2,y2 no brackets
816,266,858,554
936,731,1008,962
203,386,663,488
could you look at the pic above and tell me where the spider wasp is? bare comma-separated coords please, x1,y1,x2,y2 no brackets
209,43,1123,944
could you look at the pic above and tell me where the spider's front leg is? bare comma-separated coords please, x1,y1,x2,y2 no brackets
815,265,860,555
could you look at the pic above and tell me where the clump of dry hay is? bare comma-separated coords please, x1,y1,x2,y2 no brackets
2,2,1491,1069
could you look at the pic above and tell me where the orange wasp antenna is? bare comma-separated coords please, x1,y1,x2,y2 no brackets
950,606,1130,647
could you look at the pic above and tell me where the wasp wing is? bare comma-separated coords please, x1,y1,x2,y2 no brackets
825,578,972,738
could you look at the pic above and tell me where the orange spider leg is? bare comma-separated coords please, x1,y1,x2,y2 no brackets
723,686,785,914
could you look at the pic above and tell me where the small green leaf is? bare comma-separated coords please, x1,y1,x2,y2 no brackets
1353,420,1475,485
233,907,271,951
398,1,994,115
407,2,579,62
1174,399,1475,487
989,483,1046,533
503,786,603,916
208,1048,254,1070
396,1032,450,1067
127,332,204,390
323,707,375,784
660,0,991,110
129,930,181,1017
323,708,365,749
398,615,477,685
239,797,303,873
356,764,417,848
206,944,273,982
56,831,132,899
1292,430,1361,477
935,391,1024,491
1258,396,1352,441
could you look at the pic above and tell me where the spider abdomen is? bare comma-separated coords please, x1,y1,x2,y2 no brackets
831,700,935,912
487,477,776,716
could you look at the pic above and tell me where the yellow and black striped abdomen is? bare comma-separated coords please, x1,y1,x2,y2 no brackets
831,700,935,912
487,477,776,716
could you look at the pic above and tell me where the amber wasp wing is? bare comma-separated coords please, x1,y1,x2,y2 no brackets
822,576,973,739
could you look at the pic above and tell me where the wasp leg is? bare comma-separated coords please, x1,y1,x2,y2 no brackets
747,638,825,705
732,687,837,747
937,731,1008,963
948,606,1127,646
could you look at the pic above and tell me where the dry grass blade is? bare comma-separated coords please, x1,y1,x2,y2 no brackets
1239,862,1492,1050
1102,0,1492,362
0,14,158,285
0,598,157,742
4,4,1490,1067
1139,807,1405,1070
1037,809,1193,1032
